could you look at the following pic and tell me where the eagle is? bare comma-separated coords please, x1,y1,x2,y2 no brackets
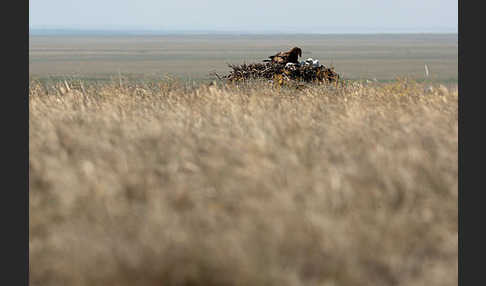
264,47,302,64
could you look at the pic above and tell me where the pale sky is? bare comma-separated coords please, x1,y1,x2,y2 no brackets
29,0,458,33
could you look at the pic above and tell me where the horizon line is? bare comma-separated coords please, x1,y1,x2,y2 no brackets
29,27,458,36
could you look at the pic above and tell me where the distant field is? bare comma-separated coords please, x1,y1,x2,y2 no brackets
29,34,458,82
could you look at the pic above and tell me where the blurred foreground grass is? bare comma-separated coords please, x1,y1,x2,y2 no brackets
29,79,457,286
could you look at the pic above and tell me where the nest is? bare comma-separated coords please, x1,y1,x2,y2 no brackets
213,62,340,85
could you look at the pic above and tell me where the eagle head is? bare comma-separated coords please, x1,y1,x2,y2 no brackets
290,47,302,58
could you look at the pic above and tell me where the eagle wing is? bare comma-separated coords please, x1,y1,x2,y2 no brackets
268,51,290,63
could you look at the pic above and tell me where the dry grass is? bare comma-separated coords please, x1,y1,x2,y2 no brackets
29,79,457,286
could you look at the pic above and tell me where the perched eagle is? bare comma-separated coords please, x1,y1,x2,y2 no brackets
264,47,302,64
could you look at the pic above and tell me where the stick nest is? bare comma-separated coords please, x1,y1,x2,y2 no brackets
213,62,340,85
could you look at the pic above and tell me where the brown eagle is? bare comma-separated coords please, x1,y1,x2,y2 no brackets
264,47,302,64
